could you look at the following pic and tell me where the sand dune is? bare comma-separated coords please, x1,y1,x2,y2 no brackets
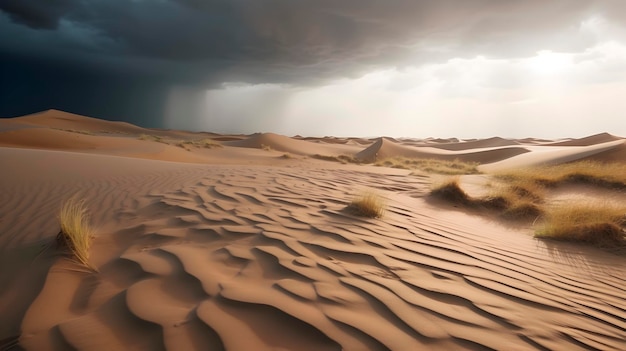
545,132,623,147
480,139,625,172
224,132,361,156
1,111,626,350
356,137,530,164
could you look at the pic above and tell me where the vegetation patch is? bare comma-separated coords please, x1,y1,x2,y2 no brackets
536,203,626,246
346,191,386,218
431,161,626,247
376,157,480,175
431,177,543,221
312,154,360,164
495,161,626,189
430,178,473,205
140,134,222,150
139,134,165,143
55,128,95,135
56,198,95,269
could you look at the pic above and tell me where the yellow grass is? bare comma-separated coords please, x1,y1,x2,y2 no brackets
536,202,626,246
495,161,626,188
179,138,223,149
312,154,360,164
57,199,94,268
431,177,542,220
430,177,472,205
432,161,626,246
347,191,386,218
376,157,480,175
140,134,222,150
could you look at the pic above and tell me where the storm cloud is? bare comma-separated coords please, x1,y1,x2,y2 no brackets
1,0,625,133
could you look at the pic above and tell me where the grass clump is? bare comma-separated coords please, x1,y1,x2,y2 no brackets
430,178,472,205
431,177,543,221
140,134,223,150
55,128,95,135
495,161,626,189
56,198,94,269
181,138,223,149
346,191,386,218
376,157,480,175
536,202,626,246
139,134,164,143
312,154,360,164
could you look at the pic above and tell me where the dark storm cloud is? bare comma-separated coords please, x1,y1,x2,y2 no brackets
0,0,78,29
1,0,624,125
4,0,618,84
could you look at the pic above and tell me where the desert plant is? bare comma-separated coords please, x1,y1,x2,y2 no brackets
194,138,223,149
56,198,94,269
347,191,386,218
139,134,163,143
375,157,480,175
55,128,95,135
312,154,360,164
430,177,473,205
536,202,626,246
495,161,626,189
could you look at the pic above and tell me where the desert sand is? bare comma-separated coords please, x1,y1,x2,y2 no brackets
1,110,625,350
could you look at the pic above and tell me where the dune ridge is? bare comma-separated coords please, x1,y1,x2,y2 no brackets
1,111,626,350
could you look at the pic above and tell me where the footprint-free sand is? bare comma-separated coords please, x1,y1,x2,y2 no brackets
1,110,625,350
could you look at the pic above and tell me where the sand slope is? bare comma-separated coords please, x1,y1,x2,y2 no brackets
1,111,626,350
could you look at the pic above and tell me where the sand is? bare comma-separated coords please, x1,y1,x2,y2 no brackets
1,109,625,350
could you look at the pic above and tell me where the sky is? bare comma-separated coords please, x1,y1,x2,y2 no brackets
1,0,626,138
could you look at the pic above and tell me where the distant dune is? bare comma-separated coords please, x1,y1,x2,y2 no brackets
1,110,625,350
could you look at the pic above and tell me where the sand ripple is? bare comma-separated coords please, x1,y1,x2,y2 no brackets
3,150,625,350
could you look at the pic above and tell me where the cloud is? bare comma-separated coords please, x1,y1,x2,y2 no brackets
2,0,626,132
3,0,622,85
0,0,79,29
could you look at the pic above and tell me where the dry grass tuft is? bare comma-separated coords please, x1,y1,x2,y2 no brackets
140,134,223,150
431,178,543,220
376,157,480,175
139,134,163,142
57,198,94,269
347,191,386,218
495,161,626,189
312,154,360,164
55,128,95,135
430,178,473,205
536,202,626,246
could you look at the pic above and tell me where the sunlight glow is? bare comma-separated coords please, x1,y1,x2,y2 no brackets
526,50,572,75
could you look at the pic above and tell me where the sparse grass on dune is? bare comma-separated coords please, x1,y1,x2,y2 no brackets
495,161,626,189
311,154,360,164
55,128,95,135
186,138,223,149
376,157,480,175
139,134,165,143
430,177,473,205
536,202,626,246
431,162,626,247
56,198,95,269
346,191,386,218
139,134,222,150
431,177,544,221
